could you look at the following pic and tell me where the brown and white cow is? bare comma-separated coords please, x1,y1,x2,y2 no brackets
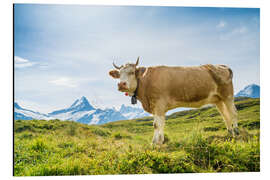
109,57,239,145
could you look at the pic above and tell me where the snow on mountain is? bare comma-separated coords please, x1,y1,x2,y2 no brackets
50,109,96,122
49,96,94,116
47,97,126,124
14,85,260,124
89,114,100,125
14,102,51,120
14,102,23,110
14,96,149,124
69,96,95,112
235,84,260,98
47,97,98,123
88,108,126,125
119,104,149,119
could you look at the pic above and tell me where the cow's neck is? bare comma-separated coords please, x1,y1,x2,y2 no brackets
130,78,139,104
136,75,152,113
131,67,145,98
134,78,139,97
129,66,152,112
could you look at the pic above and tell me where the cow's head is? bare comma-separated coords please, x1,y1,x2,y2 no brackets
109,57,140,94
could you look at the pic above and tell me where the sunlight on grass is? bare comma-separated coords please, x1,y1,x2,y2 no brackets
14,98,260,175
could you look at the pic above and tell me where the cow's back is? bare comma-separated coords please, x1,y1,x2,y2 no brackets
155,66,216,99
137,65,223,113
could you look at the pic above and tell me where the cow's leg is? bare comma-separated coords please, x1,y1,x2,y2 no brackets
223,98,239,136
152,115,165,145
215,101,234,135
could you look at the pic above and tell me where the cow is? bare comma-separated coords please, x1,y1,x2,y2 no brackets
109,57,239,145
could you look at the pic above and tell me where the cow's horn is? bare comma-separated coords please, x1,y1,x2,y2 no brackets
135,56,140,66
113,62,121,69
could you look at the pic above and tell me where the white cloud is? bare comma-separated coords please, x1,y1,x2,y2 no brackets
14,6,259,113
232,26,247,34
219,26,248,40
49,77,77,88
15,56,35,68
217,20,227,28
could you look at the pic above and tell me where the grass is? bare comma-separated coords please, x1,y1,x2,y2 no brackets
14,97,260,176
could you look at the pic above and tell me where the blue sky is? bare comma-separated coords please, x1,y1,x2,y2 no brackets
14,4,260,113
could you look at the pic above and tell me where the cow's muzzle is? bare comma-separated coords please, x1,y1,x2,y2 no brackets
118,82,128,92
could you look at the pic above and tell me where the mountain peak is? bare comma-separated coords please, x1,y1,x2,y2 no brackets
70,96,89,107
247,84,259,88
236,84,260,98
69,96,94,111
81,96,87,101
49,96,95,116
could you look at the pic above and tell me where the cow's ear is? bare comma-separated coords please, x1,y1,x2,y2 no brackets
135,67,146,78
109,70,120,79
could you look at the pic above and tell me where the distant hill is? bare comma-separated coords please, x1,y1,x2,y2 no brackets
235,84,260,98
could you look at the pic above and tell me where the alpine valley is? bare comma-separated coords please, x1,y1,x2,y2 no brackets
14,96,149,124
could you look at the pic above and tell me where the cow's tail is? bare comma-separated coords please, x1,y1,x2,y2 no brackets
203,64,233,85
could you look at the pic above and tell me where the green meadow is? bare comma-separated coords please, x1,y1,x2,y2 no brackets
14,97,260,176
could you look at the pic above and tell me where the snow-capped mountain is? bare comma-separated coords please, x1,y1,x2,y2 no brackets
88,108,126,125
119,104,149,119
14,96,148,124
235,84,260,98
48,96,95,117
48,96,126,124
14,102,51,120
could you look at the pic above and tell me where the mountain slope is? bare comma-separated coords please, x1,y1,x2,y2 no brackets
235,84,260,98
48,97,127,124
119,104,149,119
15,97,146,124
49,96,95,116
14,102,51,120
89,108,126,125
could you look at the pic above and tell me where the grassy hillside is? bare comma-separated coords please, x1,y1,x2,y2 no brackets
14,97,260,176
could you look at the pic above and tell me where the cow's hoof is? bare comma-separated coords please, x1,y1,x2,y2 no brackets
152,140,164,146
227,129,233,136
152,137,158,145
233,128,240,136
152,135,164,146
